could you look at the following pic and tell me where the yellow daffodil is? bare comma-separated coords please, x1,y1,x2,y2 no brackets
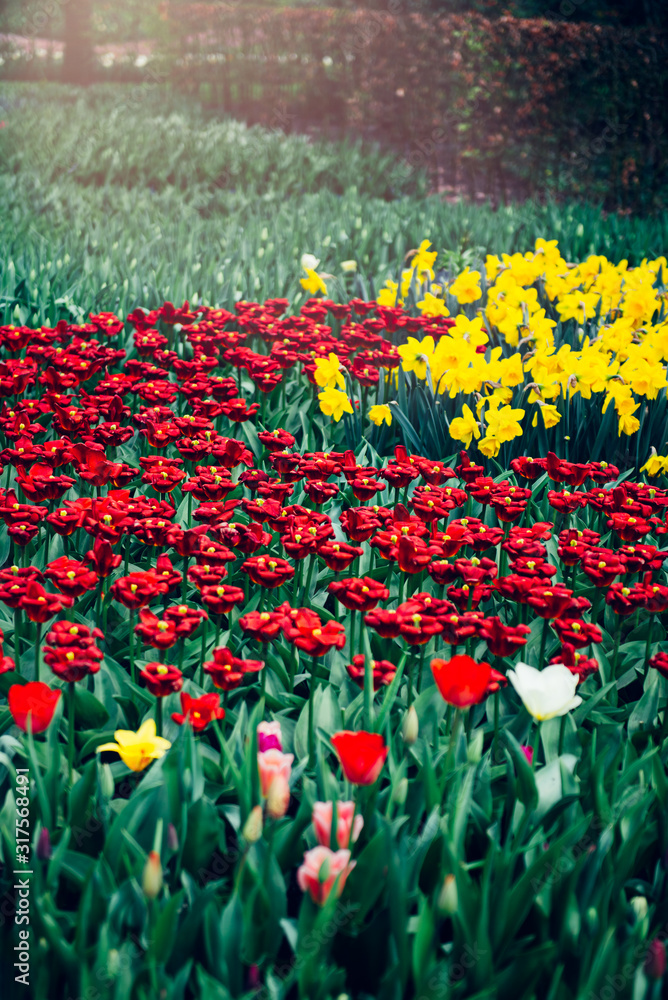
397,336,434,380
300,267,327,296
534,238,562,267
641,449,668,476
498,353,524,388
314,352,345,390
485,254,502,283
97,719,171,772
368,404,392,427
621,284,660,326
448,403,480,448
318,387,353,422
377,279,402,308
451,314,488,346
537,402,562,428
417,292,450,318
485,404,525,443
555,291,600,324
411,240,438,279
449,267,482,304
478,435,501,458
616,394,641,436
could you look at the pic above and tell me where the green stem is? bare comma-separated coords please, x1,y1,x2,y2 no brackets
363,644,374,730
198,619,207,688
292,558,302,605
182,555,188,601
643,614,654,682
444,707,462,774
417,643,426,695
660,699,668,749
464,707,473,744
537,617,550,669
67,682,75,785
95,577,103,624
301,554,315,607
14,608,21,673
129,612,136,685
308,655,318,768
155,697,163,738
406,653,415,708
289,646,298,694
531,720,542,770
34,622,41,682
558,713,566,756
493,689,500,763
611,619,622,681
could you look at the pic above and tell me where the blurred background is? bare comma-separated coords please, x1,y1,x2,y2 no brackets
0,0,667,321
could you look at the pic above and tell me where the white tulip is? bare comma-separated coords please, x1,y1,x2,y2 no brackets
507,662,582,721
300,253,321,272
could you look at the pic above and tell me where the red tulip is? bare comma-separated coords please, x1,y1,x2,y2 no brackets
204,646,264,691
139,663,184,697
171,692,225,731
346,655,396,690
110,571,169,610
8,682,61,733
328,576,389,612
330,730,388,785
431,654,492,708
478,617,531,657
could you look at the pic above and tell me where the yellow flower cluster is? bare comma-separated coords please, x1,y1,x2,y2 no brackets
386,240,667,443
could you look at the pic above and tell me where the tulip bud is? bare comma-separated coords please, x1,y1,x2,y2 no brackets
242,805,263,844
466,728,483,764
37,827,52,861
107,949,120,977
392,776,408,806
584,906,599,936
644,939,666,981
402,706,419,745
165,823,178,853
630,895,648,922
142,850,163,899
437,874,458,917
99,762,114,799
266,774,290,819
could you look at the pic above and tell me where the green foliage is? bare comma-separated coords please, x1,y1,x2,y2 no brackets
2,85,668,327
1,85,426,201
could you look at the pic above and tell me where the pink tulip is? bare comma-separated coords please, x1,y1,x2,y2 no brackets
257,748,293,797
297,845,356,906
312,801,363,849
266,773,291,819
257,720,283,752
521,745,534,766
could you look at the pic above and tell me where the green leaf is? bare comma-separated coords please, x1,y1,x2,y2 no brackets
74,688,110,730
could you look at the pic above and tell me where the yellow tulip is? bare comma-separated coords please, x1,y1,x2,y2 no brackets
97,719,171,773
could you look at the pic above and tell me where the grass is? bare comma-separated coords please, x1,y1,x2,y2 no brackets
1,83,668,324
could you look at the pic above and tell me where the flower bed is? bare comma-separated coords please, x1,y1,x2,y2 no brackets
1,245,668,997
